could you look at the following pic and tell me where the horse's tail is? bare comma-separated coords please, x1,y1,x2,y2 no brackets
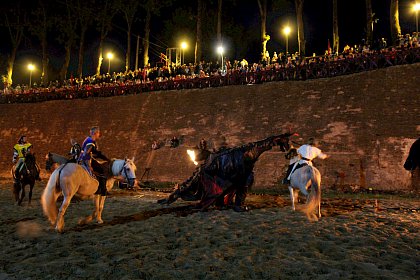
41,167,62,226
304,166,322,220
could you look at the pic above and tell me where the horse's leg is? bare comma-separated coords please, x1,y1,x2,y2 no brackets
13,182,20,204
288,186,295,211
18,184,25,206
28,182,34,206
55,195,73,233
96,195,107,224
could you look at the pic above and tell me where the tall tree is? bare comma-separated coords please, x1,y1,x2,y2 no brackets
3,4,26,87
95,0,119,76
295,0,305,56
195,0,203,64
332,0,339,54
141,0,172,67
75,0,95,78
29,0,51,86
257,0,270,60
217,0,223,45
55,0,77,80
120,0,139,72
365,0,373,45
390,0,401,46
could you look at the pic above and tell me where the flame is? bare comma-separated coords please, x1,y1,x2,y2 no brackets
187,150,198,165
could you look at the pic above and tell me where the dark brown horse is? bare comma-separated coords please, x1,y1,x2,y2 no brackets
404,138,420,172
159,133,292,211
13,153,39,206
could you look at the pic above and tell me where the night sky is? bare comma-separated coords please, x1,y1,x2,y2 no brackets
0,0,418,85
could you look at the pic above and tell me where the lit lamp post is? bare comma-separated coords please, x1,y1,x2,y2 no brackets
181,42,187,65
414,2,420,34
217,46,224,72
27,64,35,88
283,26,291,55
106,52,114,74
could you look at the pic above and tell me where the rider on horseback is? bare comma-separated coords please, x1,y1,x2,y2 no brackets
12,135,41,183
68,138,81,162
282,137,328,185
79,127,110,195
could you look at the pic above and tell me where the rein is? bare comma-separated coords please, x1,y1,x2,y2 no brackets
113,159,136,185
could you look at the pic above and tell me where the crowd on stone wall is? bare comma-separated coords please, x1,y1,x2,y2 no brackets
1,33,419,104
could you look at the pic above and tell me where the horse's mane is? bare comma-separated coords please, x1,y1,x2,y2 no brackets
210,133,289,161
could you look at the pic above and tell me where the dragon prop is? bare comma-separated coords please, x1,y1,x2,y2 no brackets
158,133,292,211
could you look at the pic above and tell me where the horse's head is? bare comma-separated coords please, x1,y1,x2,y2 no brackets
121,158,137,187
25,153,37,168
272,133,295,152
45,152,53,171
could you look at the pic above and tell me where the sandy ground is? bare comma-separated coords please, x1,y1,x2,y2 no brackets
0,181,419,280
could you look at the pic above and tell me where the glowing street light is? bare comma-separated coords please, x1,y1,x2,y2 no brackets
283,26,291,55
414,2,420,34
180,41,187,65
106,52,114,74
27,64,35,88
217,46,224,72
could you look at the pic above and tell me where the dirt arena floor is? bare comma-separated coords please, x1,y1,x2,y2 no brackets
0,181,418,280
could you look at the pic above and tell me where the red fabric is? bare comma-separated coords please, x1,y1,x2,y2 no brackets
224,191,235,206
199,174,223,209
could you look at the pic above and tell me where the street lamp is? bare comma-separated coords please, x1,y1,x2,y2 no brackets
217,46,224,72
106,52,114,74
414,2,420,34
283,26,291,55
27,64,35,88
180,41,187,65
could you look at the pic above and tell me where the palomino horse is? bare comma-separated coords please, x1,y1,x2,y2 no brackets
41,158,137,232
288,164,322,220
12,153,40,206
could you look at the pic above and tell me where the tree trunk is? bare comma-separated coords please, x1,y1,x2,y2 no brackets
126,22,132,72
390,0,401,46
60,43,71,80
77,26,87,78
40,7,49,86
295,0,305,56
333,0,339,54
5,14,24,87
6,47,18,87
257,0,269,61
143,7,151,67
217,0,222,45
195,0,202,64
365,0,373,45
41,32,48,85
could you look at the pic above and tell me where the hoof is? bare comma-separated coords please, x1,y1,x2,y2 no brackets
97,219,104,224
233,206,249,212
78,216,93,225
157,199,168,204
55,226,64,233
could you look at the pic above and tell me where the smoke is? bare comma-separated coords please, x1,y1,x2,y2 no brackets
16,221,44,239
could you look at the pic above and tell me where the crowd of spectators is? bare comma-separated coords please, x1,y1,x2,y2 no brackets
1,33,419,104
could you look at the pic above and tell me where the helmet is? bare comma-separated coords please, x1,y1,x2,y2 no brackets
18,135,26,144
308,137,319,146
90,126,100,136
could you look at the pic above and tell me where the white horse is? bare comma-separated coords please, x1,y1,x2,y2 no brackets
288,164,322,220
41,158,137,232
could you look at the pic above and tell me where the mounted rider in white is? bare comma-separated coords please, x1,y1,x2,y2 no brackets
283,137,328,184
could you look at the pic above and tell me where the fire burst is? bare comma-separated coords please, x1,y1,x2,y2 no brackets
187,150,198,165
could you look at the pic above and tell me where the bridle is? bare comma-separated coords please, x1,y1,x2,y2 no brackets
118,159,136,186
